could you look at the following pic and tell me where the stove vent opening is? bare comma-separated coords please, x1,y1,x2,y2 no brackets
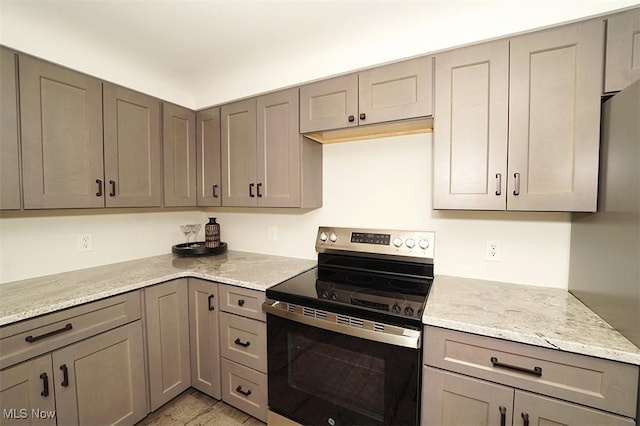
287,304,297,314
349,318,364,328
315,310,327,320
336,315,349,325
302,307,315,317
373,323,385,333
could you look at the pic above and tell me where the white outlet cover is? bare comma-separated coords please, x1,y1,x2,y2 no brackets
485,240,501,262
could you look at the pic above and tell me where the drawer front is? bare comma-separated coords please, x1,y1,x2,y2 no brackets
0,291,141,369
219,284,265,321
220,312,266,373
221,358,267,423
423,326,639,418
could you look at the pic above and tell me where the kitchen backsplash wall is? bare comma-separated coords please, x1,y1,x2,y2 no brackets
0,134,571,287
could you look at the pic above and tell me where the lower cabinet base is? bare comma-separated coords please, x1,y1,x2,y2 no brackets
221,358,268,422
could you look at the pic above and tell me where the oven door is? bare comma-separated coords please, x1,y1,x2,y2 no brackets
265,303,421,426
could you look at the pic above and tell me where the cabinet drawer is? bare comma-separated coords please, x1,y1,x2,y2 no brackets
220,312,266,373
221,358,267,423
219,285,265,321
423,326,639,418
0,291,141,369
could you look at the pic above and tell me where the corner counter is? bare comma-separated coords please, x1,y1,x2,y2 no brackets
422,275,640,365
0,251,316,327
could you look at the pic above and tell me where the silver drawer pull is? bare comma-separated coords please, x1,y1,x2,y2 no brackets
491,356,542,377
25,323,73,343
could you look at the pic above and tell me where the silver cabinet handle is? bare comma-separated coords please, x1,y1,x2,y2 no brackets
513,173,520,196
495,173,502,196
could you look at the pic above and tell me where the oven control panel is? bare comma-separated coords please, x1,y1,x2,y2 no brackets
316,226,434,262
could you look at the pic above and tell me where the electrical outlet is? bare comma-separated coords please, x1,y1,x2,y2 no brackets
77,234,93,252
485,240,501,262
268,227,278,241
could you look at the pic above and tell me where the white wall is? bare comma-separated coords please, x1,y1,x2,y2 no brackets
0,134,571,287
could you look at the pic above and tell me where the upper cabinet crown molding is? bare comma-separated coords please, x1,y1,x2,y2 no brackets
604,7,640,93
434,19,604,212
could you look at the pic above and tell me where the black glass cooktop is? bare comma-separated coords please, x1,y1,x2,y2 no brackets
266,254,433,327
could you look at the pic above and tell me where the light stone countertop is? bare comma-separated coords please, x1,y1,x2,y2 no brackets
0,251,316,327
423,275,640,365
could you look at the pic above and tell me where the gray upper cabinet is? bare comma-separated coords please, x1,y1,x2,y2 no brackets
196,107,222,206
163,103,197,207
20,54,105,209
222,88,322,208
507,19,603,212
434,20,603,212
221,98,257,207
300,57,433,133
433,40,509,210
605,8,640,93
103,83,162,208
0,47,21,210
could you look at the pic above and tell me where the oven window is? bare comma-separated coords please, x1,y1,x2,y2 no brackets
267,314,420,426
288,334,385,421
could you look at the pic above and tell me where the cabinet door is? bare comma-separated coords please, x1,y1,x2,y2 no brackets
422,366,513,426
144,279,191,411
19,55,104,209
299,74,358,133
196,107,222,206
433,40,509,210
508,20,604,212
52,322,146,426
103,83,162,207
605,8,640,93
221,99,257,207
513,390,635,426
359,56,433,125
0,355,56,426
257,88,301,207
188,278,221,399
163,103,196,207
1,47,21,210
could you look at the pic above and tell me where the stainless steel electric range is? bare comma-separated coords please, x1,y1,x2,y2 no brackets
263,226,435,426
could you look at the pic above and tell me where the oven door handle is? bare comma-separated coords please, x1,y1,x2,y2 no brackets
262,300,421,349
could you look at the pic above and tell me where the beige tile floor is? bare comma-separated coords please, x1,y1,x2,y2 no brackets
136,388,266,426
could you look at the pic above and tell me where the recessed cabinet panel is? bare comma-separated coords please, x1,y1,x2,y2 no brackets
508,20,603,211
257,89,300,207
433,39,509,210
103,83,162,208
300,74,358,133
163,103,196,207
221,99,257,207
196,107,222,206
20,55,104,209
0,47,21,210
605,8,640,93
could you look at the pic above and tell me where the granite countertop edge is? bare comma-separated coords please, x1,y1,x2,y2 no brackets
421,275,640,366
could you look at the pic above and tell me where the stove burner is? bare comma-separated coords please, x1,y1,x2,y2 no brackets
346,274,375,285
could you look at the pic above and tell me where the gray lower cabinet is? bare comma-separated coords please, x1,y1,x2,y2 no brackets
218,284,268,422
19,54,105,209
144,279,191,411
196,107,222,207
300,56,433,133
0,47,21,210
605,8,640,93
103,83,162,208
163,103,197,207
434,19,603,212
422,326,639,425
188,278,221,399
221,88,322,208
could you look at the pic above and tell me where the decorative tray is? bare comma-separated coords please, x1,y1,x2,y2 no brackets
172,242,227,257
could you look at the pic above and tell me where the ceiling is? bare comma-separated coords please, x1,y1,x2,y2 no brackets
1,0,639,108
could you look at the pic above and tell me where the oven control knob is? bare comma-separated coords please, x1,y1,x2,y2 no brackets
329,233,338,243
391,303,401,314
319,232,328,242
419,239,429,250
393,237,403,248
329,291,337,301
404,306,415,316
321,290,329,299
405,238,415,249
